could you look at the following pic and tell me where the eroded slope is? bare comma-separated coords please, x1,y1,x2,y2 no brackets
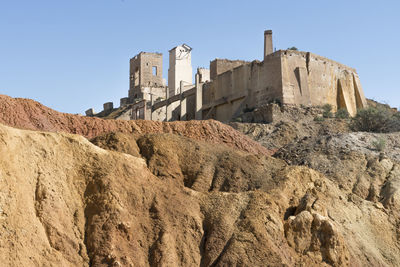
91,131,400,266
0,94,269,155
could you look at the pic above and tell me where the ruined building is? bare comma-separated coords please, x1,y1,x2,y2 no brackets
87,30,367,121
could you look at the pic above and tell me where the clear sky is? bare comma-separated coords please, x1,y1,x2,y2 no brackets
0,0,399,114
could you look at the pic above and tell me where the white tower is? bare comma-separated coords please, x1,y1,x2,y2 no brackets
168,44,193,96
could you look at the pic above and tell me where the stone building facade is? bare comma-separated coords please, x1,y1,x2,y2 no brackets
89,30,367,122
128,52,166,101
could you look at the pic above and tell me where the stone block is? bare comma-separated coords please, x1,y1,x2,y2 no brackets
103,102,113,111
120,97,129,107
85,108,94,116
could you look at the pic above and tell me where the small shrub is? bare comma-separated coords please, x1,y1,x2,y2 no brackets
350,107,392,132
233,117,243,122
314,116,325,122
287,46,298,51
372,138,386,151
322,104,333,118
386,112,400,132
335,108,350,119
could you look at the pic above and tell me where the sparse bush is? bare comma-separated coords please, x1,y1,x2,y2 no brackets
232,116,243,122
287,46,298,51
314,116,325,122
322,104,333,118
372,138,386,152
387,112,400,132
335,108,350,119
350,107,393,132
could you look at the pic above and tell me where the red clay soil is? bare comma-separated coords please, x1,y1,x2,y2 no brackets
0,95,270,155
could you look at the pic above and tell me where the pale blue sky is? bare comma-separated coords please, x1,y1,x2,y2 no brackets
0,0,399,113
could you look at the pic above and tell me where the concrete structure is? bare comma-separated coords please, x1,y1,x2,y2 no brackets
168,44,193,96
88,30,367,122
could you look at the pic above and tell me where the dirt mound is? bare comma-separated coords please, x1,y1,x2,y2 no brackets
90,130,400,266
0,94,269,155
91,132,142,158
93,132,287,193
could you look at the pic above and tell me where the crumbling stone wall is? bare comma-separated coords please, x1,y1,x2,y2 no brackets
131,100,147,120
197,68,210,83
151,105,166,121
140,86,166,101
129,52,163,99
280,50,367,115
202,50,367,122
249,54,283,108
186,93,196,120
210,59,249,80
203,54,283,122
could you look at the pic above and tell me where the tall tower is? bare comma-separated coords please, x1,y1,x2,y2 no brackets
129,52,163,100
264,30,273,59
168,44,193,96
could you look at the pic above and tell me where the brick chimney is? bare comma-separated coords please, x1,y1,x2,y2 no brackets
264,30,273,59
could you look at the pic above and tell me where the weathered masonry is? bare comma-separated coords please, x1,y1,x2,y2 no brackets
88,30,367,121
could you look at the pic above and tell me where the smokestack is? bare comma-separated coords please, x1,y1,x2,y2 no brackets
264,30,273,59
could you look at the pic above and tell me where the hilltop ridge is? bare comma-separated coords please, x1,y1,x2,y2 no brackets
0,94,269,156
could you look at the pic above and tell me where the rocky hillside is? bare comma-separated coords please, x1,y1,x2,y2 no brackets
1,95,400,266
0,95,269,156
2,122,400,266
230,104,350,151
275,131,400,217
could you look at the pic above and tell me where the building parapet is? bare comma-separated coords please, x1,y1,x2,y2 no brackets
271,50,357,73
85,108,95,116
120,97,130,107
103,102,114,111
